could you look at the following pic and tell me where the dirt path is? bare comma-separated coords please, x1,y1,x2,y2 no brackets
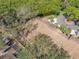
32,18,79,59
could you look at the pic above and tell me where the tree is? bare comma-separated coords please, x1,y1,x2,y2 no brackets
68,0,79,8
0,9,17,28
35,0,61,16
64,6,79,20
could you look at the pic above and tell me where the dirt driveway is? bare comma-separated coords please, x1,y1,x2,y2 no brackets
32,18,79,59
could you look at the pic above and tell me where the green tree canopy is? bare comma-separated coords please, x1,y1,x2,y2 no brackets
68,0,79,8
64,6,79,20
0,0,62,16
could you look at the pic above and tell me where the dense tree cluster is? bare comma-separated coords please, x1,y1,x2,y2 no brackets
0,0,79,19
0,0,62,16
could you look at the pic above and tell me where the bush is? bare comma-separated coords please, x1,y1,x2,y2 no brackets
59,25,71,34
0,33,5,48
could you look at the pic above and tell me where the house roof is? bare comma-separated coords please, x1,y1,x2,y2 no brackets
57,15,79,30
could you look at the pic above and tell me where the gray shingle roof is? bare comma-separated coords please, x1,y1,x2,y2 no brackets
57,15,79,30
57,15,67,25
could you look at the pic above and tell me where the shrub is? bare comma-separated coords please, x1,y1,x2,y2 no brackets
59,25,71,34
0,33,5,48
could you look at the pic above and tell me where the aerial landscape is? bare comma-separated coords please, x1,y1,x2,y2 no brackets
0,0,79,59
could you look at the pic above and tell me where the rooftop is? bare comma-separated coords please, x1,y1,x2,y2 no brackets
57,15,79,30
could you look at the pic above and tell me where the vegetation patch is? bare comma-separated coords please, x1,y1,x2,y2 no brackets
17,34,70,59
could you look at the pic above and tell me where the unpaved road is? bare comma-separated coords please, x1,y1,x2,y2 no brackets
33,18,79,59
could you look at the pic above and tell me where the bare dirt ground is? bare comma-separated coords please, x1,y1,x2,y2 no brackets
31,17,79,59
